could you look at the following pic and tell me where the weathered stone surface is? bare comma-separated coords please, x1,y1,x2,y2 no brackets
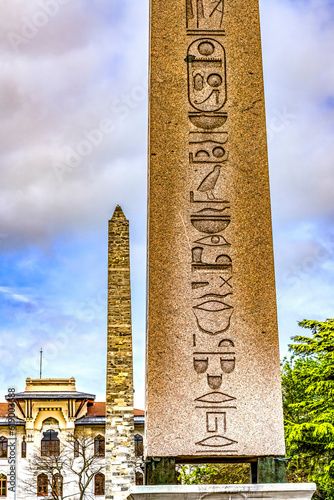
128,484,316,500
106,206,135,500
146,0,285,459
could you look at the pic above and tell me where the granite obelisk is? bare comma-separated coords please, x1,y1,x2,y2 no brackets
106,206,135,499
146,0,286,461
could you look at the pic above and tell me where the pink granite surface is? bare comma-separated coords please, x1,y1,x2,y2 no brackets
146,0,286,459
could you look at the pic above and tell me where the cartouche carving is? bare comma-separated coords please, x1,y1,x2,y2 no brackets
188,39,226,112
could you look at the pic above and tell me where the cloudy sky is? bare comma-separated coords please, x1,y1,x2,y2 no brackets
0,0,333,408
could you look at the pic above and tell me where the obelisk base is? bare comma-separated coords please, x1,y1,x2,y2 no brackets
128,484,316,500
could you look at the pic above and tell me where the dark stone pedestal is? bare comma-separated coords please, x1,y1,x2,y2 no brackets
146,458,176,485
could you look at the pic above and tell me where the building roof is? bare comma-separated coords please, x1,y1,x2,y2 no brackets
0,403,25,426
76,403,145,426
86,402,144,417
7,391,95,400
0,403,8,417
86,402,106,416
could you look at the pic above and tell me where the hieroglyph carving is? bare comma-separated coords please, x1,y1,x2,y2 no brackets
193,293,233,334
186,1,236,453
189,138,229,165
186,0,225,31
193,361,238,452
192,338,237,451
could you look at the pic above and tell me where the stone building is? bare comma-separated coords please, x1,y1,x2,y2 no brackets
0,377,144,499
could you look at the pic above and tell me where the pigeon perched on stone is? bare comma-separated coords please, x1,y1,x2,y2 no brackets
197,165,221,200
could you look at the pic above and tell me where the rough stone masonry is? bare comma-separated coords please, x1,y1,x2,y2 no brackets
106,206,135,499
146,0,286,459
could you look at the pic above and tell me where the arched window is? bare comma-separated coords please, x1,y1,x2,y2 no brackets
0,438,7,459
134,434,143,457
94,435,105,457
21,437,26,458
94,473,105,495
52,474,62,498
136,472,144,485
41,430,60,457
0,475,6,497
37,473,48,497
42,418,59,426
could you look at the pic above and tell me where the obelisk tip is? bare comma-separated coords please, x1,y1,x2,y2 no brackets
111,205,127,220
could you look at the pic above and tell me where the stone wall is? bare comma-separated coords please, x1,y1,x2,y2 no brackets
105,206,135,500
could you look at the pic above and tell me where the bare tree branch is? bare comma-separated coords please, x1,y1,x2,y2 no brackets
20,432,105,500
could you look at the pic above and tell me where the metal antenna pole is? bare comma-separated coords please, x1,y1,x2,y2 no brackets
40,348,43,379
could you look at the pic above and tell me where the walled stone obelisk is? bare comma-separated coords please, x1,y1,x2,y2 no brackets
146,0,286,466
106,206,135,500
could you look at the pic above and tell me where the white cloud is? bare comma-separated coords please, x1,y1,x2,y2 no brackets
0,0,148,249
0,286,32,304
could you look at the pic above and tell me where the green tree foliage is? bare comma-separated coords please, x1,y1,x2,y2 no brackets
178,463,250,485
284,318,334,499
